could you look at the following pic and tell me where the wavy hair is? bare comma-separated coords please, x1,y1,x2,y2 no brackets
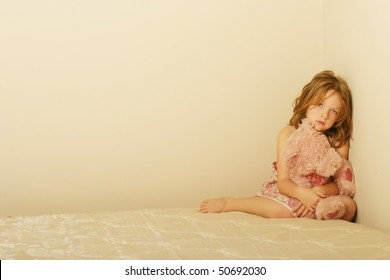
289,70,353,148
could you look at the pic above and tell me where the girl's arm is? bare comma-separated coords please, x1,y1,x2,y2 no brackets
276,126,326,213
336,142,350,159
312,182,339,196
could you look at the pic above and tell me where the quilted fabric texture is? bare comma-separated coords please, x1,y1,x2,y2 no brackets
1,208,390,260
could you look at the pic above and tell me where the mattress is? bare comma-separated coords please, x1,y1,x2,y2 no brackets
1,208,390,260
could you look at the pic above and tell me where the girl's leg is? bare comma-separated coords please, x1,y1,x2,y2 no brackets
339,195,357,222
199,196,294,218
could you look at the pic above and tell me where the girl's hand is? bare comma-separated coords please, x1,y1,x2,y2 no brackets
296,188,326,213
292,202,313,217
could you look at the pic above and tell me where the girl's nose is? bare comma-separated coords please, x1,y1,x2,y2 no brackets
322,109,329,119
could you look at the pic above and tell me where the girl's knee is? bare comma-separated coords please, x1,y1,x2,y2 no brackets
340,195,357,221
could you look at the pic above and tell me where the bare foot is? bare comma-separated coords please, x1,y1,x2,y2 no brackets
199,198,228,213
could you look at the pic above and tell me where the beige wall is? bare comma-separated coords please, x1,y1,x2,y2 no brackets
0,0,323,216
324,0,390,232
1,0,388,233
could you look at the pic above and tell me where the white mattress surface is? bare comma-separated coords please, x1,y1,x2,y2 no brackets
1,208,390,259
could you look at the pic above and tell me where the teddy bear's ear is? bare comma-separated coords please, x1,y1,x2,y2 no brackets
283,147,298,166
316,148,343,177
284,154,297,170
282,128,303,165
336,159,356,197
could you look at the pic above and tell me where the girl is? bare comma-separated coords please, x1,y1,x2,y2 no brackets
199,70,357,221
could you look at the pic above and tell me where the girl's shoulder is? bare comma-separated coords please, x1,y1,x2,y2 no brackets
277,125,296,159
336,142,350,159
277,125,296,144
278,125,296,138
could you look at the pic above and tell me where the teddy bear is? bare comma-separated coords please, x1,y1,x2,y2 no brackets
283,118,356,220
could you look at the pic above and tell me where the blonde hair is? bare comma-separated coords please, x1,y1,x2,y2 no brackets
289,70,353,148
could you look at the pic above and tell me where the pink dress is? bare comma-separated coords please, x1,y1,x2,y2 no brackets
256,162,330,215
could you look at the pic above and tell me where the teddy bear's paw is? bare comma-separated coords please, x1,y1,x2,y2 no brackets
316,196,346,220
323,209,344,219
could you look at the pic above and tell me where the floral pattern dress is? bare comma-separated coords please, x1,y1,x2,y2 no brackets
256,162,330,215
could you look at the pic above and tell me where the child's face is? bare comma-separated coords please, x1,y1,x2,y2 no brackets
305,90,341,132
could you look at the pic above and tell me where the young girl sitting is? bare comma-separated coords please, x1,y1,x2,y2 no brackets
199,70,357,221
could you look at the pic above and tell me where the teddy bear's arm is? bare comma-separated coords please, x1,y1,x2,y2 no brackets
335,159,356,197
333,143,356,197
